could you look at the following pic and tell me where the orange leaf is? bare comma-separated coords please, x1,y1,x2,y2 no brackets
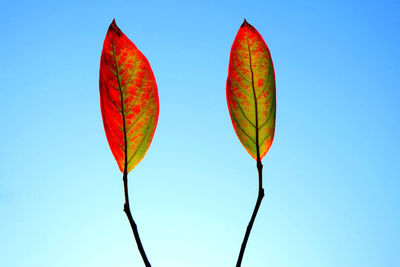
100,20,159,173
227,19,276,160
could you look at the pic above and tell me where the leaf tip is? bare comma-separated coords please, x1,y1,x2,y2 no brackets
108,18,122,36
240,19,256,32
241,18,248,28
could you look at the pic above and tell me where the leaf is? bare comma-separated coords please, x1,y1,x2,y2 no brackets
226,19,276,160
99,19,159,173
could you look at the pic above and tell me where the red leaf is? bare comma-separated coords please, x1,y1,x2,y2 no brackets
99,20,159,173
227,19,276,160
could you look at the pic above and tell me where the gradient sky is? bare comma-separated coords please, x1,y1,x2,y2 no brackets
1,0,399,266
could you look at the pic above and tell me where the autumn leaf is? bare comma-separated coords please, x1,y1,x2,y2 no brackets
227,19,276,266
227,19,276,161
99,19,159,173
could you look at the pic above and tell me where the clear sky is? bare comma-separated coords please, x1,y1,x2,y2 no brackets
1,0,399,266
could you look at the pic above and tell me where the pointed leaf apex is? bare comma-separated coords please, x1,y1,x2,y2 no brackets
241,18,248,28
108,19,122,36
240,19,256,31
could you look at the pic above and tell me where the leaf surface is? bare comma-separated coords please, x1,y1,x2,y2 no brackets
100,20,159,173
227,20,276,160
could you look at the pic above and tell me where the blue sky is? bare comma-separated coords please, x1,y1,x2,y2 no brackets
0,0,399,266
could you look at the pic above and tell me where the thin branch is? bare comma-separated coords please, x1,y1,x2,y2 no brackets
122,169,152,267
236,159,265,267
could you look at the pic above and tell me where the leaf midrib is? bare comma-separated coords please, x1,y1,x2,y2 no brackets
111,42,129,171
246,36,260,161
